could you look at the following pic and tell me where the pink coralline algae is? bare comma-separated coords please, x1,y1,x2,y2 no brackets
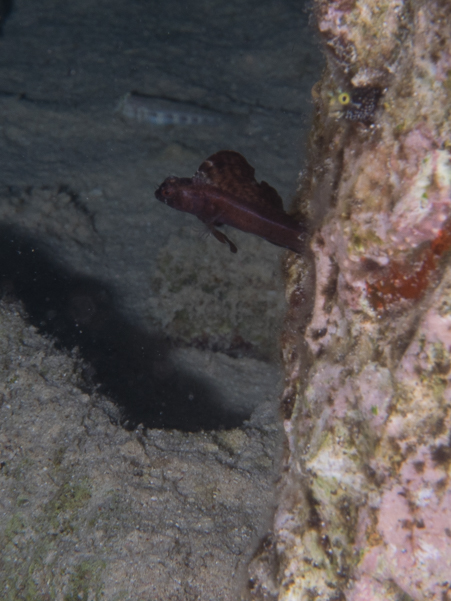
348,289,451,600
248,1,451,600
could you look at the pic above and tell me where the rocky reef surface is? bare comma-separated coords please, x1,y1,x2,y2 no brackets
0,300,282,600
249,1,451,599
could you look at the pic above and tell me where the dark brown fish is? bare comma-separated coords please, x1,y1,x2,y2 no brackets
155,150,307,253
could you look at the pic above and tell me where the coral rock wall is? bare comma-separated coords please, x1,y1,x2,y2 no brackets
250,1,451,600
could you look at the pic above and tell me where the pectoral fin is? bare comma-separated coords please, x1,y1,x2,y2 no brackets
209,226,238,253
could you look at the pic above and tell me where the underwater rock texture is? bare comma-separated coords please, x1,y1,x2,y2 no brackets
0,301,281,600
249,1,451,599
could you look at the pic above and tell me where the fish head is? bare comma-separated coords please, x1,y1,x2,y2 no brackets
155,176,204,215
154,176,184,208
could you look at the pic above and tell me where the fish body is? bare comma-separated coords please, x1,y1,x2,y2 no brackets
155,151,307,254
117,92,226,126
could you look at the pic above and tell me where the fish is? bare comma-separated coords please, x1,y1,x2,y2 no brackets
117,92,227,126
155,150,307,254
333,86,383,123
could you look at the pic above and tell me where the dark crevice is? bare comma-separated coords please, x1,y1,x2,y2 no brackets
0,224,247,432
0,0,13,35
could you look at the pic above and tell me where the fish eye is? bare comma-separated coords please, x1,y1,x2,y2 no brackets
338,92,351,105
161,187,171,197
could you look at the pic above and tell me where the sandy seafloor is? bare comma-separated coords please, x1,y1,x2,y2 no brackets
0,0,323,598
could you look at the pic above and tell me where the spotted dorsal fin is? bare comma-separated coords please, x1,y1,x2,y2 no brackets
193,150,284,211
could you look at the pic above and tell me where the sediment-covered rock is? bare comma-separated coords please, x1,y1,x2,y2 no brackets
0,301,281,601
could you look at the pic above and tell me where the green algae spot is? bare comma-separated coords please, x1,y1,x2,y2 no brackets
430,375,447,403
44,479,92,536
0,478,96,600
430,342,450,374
16,495,30,507
351,234,365,253
4,513,27,540
46,480,91,517
64,560,105,601
1,514,41,600
52,446,67,469
371,405,378,415
350,227,384,254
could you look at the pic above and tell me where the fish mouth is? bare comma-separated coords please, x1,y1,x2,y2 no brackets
154,186,164,202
